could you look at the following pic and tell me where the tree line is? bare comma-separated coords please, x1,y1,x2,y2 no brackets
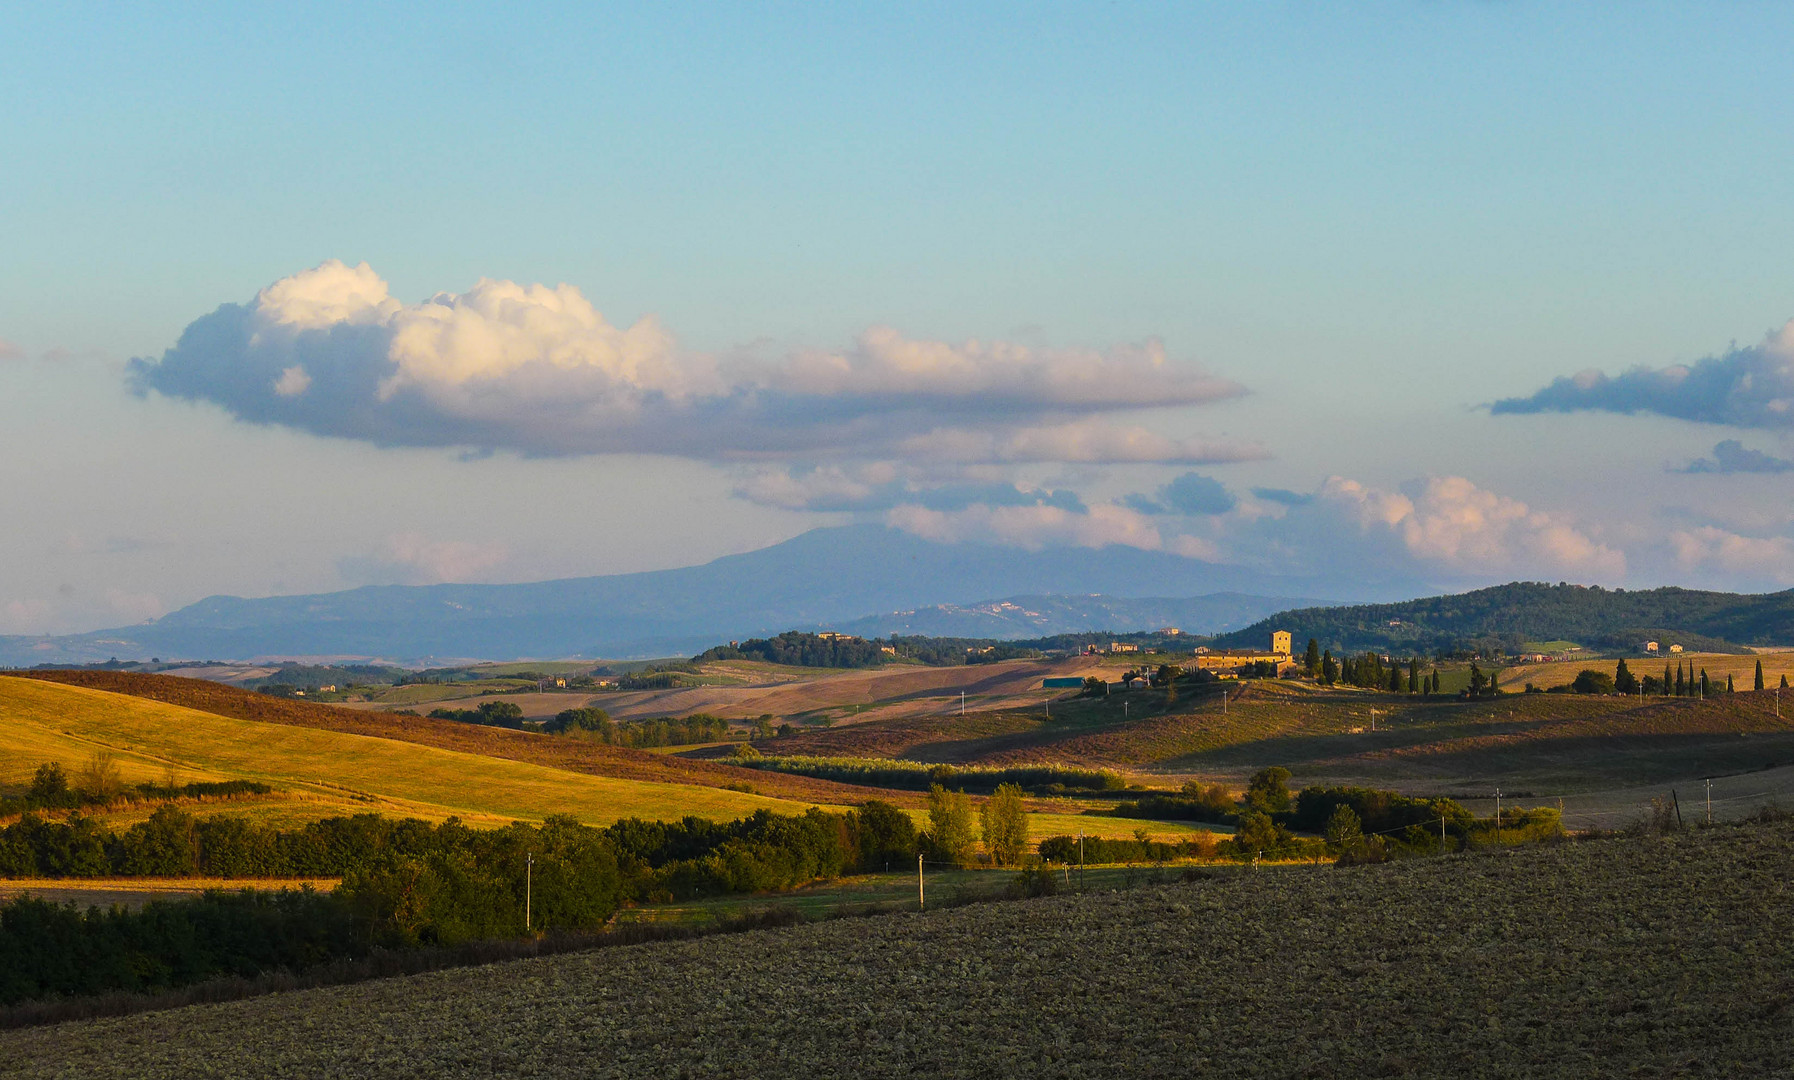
546,708,730,748
2,760,270,818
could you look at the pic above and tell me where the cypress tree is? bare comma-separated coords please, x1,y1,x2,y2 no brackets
1408,658,1419,694
1663,663,1672,696
1783,674,1789,689
1728,673,1735,693
1756,659,1766,691
1305,638,1321,677
1615,658,1635,694
1675,664,1685,697
1701,669,1710,697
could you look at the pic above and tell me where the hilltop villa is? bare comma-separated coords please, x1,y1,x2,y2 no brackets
1192,630,1299,675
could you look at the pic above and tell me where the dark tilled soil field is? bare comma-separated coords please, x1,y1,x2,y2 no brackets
6,819,1792,1078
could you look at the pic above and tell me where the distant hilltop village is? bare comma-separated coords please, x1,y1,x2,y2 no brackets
1090,630,1299,675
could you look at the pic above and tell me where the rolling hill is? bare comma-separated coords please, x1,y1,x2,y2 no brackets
1212,581,1794,656
0,676,816,829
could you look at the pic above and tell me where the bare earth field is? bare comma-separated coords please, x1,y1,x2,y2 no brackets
367,657,1115,724
6,819,1791,1079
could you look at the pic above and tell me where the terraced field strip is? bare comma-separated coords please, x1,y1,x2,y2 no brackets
0,877,338,910
0,677,818,828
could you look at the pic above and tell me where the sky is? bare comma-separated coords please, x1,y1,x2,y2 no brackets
4,3,1794,634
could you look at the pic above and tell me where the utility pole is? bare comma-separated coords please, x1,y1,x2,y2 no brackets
1706,778,1713,825
1078,834,1085,891
960,691,965,716
525,852,533,932
917,853,925,910
1222,689,1226,715
1494,788,1502,846
1439,815,1447,854
1370,707,1377,732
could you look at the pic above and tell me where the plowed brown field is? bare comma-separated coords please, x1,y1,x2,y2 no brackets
6,820,1791,1078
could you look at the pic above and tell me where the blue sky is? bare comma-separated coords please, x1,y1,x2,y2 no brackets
5,3,1794,633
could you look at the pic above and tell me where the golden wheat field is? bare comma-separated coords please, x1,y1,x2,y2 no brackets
0,676,817,827
6,818,1791,1079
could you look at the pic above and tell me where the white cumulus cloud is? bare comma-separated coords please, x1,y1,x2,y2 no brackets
1670,525,1794,585
1317,475,1626,579
130,261,1248,463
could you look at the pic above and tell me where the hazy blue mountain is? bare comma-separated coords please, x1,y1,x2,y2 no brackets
834,592,1332,640
0,525,1350,665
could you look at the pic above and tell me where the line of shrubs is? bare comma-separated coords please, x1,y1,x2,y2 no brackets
732,754,1127,795
545,708,730,748
0,762,271,819
0,801,926,1006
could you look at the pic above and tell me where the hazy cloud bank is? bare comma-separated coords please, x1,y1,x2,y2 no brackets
1676,439,1794,474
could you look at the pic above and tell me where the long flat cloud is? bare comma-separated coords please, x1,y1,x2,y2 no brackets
1492,318,1794,429
129,260,1249,461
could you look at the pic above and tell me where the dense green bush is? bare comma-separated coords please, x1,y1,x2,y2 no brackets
427,701,526,728
1290,786,1471,836
546,709,729,748
0,889,361,1006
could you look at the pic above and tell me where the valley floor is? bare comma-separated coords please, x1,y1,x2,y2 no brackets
6,819,1791,1079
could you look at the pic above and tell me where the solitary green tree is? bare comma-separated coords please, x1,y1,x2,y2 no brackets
1245,766,1292,814
1675,664,1685,697
1408,659,1420,694
978,783,1029,867
1305,638,1321,677
1324,804,1363,851
1614,659,1637,695
1468,663,1488,699
925,784,977,867
1663,663,1673,696
1727,673,1735,693
1757,659,1766,691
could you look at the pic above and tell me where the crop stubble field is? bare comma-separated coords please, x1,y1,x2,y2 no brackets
6,819,1791,1079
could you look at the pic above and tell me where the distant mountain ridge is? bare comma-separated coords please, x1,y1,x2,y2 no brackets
1212,582,1794,656
0,525,1348,665
833,592,1331,640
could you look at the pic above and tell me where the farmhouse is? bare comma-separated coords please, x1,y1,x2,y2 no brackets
1192,630,1298,675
